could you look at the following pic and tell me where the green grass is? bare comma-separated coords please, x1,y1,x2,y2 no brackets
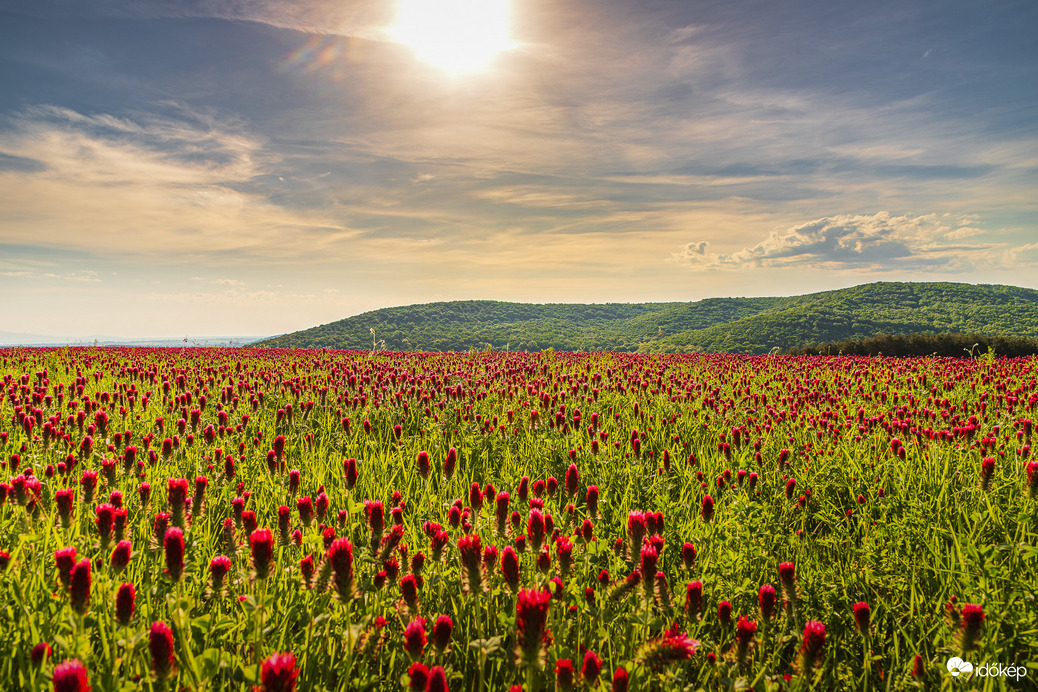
0,347,1035,691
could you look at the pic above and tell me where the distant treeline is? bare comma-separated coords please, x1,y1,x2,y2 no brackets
251,282,1038,354
786,332,1038,357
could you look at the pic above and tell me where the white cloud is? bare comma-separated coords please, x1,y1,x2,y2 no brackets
673,212,1000,271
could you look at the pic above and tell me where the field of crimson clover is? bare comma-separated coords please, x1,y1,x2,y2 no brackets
0,347,1036,692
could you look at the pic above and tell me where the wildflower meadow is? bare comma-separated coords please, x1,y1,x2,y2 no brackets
1,347,1036,691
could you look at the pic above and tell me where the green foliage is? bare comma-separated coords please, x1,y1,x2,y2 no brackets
0,348,1037,690
787,332,1038,357
249,282,1038,354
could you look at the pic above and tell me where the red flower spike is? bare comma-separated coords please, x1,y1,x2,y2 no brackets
585,485,599,517
94,503,114,545
250,528,274,580
684,580,703,620
110,540,131,572
759,584,776,622
259,652,299,692
735,616,757,666
557,537,574,578
536,548,551,574
300,555,315,588
500,546,521,591
565,463,579,497
344,458,358,490
69,559,91,615
401,574,420,609
55,547,77,590
193,475,207,514
432,614,453,650
115,582,135,626
430,530,449,561
458,533,484,594
701,495,714,522
328,537,355,601
514,588,552,669
426,666,448,692
277,505,291,544
778,562,797,603
853,601,871,635
717,600,732,627
52,659,91,692
495,491,510,534
407,663,429,692
164,528,185,582
31,642,52,668
582,650,603,685
443,447,457,481
960,603,985,651
681,542,696,569
527,509,545,551
313,491,329,523
210,556,231,591
798,620,826,672
627,511,646,559
55,488,74,527
482,544,498,575
980,457,996,491
296,496,313,528
403,617,427,660
149,621,175,680
166,478,189,527
611,667,629,692
555,659,575,691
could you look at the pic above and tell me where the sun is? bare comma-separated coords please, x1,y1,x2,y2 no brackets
391,0,513,74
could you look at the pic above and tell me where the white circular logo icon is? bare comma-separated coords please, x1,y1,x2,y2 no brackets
947,657,974,678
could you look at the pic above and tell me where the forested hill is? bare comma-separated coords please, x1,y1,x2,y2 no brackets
249,282,1038,354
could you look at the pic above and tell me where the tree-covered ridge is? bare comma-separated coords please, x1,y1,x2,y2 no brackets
649,282,1038,353
250,282,1038,353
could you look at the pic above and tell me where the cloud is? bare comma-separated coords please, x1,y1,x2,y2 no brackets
8,0,395,40
0,105,356,263
673,212,1000,271
0,269,100,282
1002,242,1038,266
0,151,47,173
192,277,246,286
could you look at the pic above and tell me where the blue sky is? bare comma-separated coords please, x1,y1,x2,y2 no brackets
1,0,1036,339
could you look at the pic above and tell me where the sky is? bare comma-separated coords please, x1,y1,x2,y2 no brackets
1,0,1036,340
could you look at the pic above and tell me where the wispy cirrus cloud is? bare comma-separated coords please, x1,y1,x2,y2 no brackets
4,0,395,39
0,105,356,262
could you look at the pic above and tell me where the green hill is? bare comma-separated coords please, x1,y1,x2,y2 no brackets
249,282,1038,354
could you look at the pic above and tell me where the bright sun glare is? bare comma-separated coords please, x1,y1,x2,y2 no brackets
391,0,513,73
